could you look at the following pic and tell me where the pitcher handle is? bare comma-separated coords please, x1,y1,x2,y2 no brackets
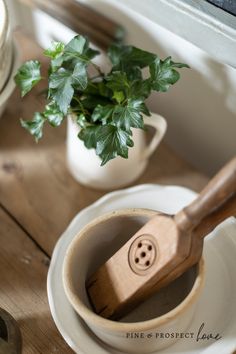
142,113,167,160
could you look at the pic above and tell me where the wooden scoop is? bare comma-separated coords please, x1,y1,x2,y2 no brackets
86,157,236,320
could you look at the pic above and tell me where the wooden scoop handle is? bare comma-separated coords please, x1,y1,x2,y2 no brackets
152,193,236,294
194,192,236,239
175,157,236,232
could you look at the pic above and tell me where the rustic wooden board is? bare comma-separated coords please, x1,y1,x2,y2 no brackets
0,206,74,354
0,31,208,256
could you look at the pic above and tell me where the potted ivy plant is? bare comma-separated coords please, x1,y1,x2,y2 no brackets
14,34,188,190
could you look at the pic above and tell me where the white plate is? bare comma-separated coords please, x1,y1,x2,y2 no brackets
47,184,236,354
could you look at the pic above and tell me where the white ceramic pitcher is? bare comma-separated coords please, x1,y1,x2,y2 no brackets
66,112,167,190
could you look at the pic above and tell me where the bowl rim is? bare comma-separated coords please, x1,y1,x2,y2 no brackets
0,0,8,49
0,39,13,92
0,41,20,105
63,208,205,333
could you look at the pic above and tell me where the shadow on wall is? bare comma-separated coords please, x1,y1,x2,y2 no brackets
90,0,236,175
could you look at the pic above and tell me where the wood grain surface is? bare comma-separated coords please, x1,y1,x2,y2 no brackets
0,30,209,353
0,207,73,353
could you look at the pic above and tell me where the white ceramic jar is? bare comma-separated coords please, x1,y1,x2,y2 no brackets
66,113,167,190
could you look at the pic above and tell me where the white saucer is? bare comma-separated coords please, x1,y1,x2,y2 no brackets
47,184,236,354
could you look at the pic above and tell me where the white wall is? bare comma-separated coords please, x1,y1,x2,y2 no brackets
10,0,236,175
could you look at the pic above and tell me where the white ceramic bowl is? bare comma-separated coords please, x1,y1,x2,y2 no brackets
63,208,205,353
0,0,8,49
0,42,20,119
0,0,13,92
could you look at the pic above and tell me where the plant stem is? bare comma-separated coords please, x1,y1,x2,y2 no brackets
73,96,87,115
88,81,97,88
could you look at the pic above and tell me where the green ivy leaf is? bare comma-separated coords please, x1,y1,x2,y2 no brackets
122,46,157,68
170,60,190,68
83,81,110,97
71,61,88,90
106,71,151,101
150,57,188,92
105,71,131,99
95,125,134,165
97,82,112,98
51,56,64,73
79,124,134,164
49,69,74,114
63,35,99,62
49,62,88,114
139,101,151,116
126,66,142,81
47,35,99,74
76,113,88,128
108,44,125,67
91,104,114,123
43,102,64,127
44,41,65,59
20,112,45,141
108,44,156,70
78,125,98,149
113,91,125,104
112,99,145,132
45,41,65,73
14,60,41,97
106,71,130,93
130,78,152,100
64,35,87,55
